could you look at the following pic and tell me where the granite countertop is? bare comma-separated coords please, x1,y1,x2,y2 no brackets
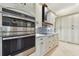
36,32,57,38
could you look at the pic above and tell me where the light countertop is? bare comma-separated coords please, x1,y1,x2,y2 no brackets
36,32,57,38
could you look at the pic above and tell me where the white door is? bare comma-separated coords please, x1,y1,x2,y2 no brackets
61,16,72,42
73,14,79,44
56,18,62,41
56,14,79,44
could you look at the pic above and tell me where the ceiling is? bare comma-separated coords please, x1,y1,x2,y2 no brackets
47,3,76,14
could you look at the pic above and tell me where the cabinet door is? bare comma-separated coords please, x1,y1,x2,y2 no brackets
36,37,43,56
37,38,46,56
52,35,56,48
73,14,79,44
54,34,59,47
36,37,49,56
44,37,50,53
50,36,54,49
39,41,44,55
41,38,50,55
48,36,53,51
51,36,55,48
43,37,49,55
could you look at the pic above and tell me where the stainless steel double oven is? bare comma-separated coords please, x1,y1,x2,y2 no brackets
0,8,35,56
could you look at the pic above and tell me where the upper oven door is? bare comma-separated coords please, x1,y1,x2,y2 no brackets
2,16,35,37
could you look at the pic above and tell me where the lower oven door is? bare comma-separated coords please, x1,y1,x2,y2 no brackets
2,36,35,56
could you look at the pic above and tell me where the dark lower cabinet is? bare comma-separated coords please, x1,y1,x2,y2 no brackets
2,36,35,56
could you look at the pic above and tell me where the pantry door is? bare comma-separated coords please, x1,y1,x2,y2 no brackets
60,16,73,42
73,14,79,44
56,18,62,40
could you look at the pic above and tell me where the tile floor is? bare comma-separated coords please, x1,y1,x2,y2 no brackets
50,41,79,56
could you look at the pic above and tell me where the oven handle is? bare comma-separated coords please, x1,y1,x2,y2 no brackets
2,34,35,40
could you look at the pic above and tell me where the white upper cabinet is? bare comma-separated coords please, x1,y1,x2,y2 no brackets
47,12,56,25
0,3,35,16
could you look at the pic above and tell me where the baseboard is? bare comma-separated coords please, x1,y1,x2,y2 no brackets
59,40,79,45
